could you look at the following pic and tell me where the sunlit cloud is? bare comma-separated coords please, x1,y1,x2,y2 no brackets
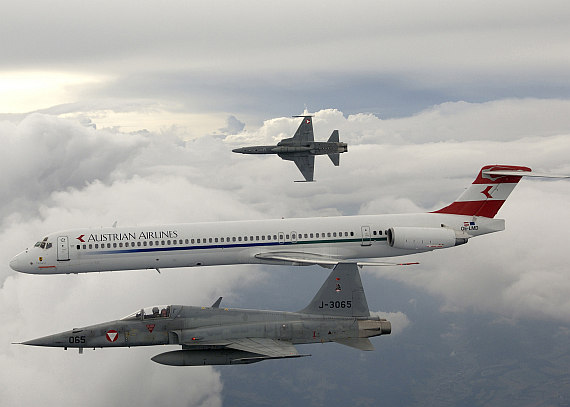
0,71,109,113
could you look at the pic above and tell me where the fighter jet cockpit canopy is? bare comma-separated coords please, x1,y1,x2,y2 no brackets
34,237,52,250
121,305,172,321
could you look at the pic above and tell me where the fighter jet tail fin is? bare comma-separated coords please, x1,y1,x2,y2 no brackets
211,297,222,308
328,153,340,166
299,262,370,317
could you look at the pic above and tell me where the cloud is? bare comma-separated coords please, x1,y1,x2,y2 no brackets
3,0,569,79
366,176,570,322
2,1,570,122
370,311,411,335
217,115,245,135
2,1,570,403
0,114,148,218
0,115,267,406
1,100,570,405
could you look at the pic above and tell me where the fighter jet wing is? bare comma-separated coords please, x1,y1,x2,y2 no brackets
279,116,315,145
277,153,315,182
292,155,314,182
226,338,305,359
334,338,375,351
254,251,419,267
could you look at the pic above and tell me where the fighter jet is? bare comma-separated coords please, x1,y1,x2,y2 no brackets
232,115,348,182
18,263,391,366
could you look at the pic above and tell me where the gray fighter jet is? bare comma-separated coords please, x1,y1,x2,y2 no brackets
19,263,390,366
232,115,348,182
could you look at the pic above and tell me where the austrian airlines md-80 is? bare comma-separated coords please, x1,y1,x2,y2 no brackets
10,165,563,275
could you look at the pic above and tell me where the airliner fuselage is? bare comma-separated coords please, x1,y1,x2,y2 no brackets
10,212,503,274
11,164,545,275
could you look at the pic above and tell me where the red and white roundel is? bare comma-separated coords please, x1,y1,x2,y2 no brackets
106,329,118,342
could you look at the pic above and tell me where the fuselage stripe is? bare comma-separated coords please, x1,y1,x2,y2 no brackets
83,237,387,256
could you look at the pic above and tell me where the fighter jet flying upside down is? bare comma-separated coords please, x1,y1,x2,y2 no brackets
232,115,347,182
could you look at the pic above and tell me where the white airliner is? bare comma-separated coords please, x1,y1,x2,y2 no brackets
10,165,564,275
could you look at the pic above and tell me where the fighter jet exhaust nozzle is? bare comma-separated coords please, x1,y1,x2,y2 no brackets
358,319,392,337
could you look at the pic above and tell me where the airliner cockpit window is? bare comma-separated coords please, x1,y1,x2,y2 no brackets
121,305,171,321
34,237,52,250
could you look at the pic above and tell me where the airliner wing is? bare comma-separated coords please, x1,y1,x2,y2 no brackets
255,251,418,267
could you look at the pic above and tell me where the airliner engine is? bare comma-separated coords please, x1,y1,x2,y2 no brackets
387,227,467,250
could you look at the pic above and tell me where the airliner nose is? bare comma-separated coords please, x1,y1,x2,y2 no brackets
9,252,30,273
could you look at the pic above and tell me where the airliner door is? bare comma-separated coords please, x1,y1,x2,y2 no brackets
361,226,371,246
291,231,298,244
57,236,70,261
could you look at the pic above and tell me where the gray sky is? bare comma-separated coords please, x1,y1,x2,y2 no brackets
1,1,570,406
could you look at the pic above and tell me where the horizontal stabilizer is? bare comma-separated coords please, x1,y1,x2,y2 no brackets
328,153,340,166
327,129,339,143
483,170,570,178
334,338,374,351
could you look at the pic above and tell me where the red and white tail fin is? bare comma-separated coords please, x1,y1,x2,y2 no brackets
432,165,532,218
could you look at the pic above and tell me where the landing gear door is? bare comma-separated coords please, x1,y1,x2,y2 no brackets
57,236,70,261
361,226,371,246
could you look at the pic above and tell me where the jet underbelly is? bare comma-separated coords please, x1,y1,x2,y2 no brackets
69,244,250,272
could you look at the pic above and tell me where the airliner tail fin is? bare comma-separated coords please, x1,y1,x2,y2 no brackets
432,165,531,218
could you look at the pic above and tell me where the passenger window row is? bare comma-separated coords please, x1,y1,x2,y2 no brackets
75,229,384,250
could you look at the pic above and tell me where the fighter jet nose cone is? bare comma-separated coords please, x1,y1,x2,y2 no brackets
232,148,244,153
21,338,43,346
21,332,69,347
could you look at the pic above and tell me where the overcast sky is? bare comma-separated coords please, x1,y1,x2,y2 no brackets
1,1,570,406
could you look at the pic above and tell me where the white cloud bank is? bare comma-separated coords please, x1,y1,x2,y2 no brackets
1,98,569,405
